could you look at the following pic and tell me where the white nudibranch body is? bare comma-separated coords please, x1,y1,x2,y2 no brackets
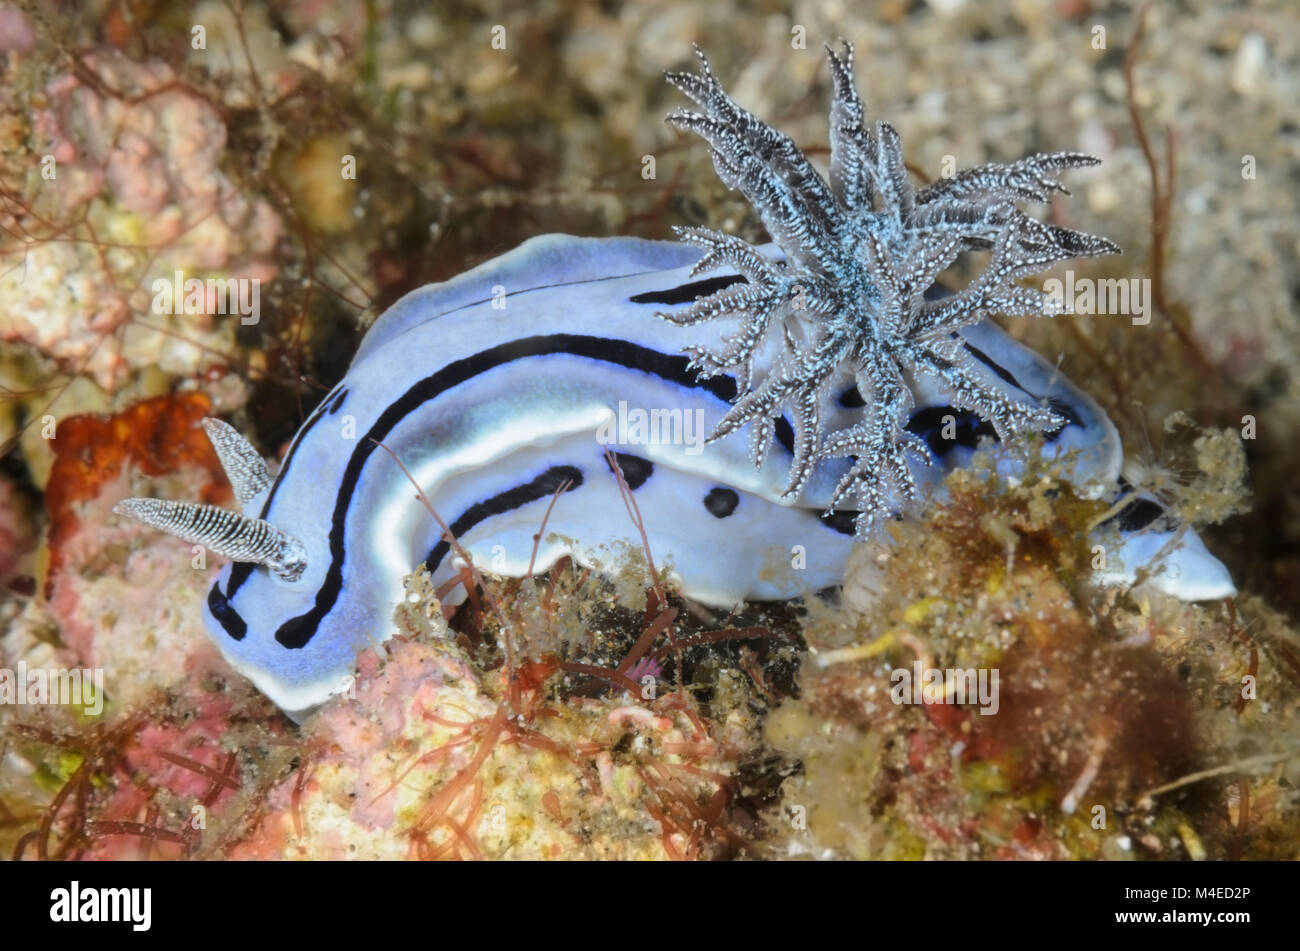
115,47,1235,720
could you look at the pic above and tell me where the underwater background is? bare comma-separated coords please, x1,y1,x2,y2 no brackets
0,0,1297,859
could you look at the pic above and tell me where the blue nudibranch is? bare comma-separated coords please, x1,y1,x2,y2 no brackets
115,44,1235,719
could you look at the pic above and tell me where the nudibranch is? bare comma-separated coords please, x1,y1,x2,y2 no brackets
116,43,1234,719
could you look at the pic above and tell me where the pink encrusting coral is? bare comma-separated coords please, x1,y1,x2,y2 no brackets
2,395,237,708
228,637,496,858
0,4,33,54
2,52,281,391
73,694,245,861
228,623,744,861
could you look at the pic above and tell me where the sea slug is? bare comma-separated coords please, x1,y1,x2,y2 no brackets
116,44,1233,719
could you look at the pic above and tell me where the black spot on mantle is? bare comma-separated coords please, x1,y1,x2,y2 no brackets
904,405,997,457
818,510,858,536
607,452,653,490
1110,496,1168,533
704,487,739,518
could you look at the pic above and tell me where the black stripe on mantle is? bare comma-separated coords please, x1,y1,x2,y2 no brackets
214,334,794,648
423,465,584,575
